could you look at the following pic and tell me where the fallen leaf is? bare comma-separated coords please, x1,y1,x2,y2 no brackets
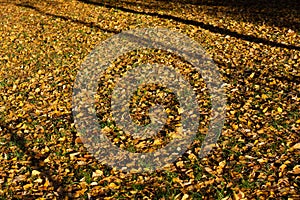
233,190,245,200
32,170,41,176
182,194,189,200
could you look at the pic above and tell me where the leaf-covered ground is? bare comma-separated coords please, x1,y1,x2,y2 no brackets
0,0,299,199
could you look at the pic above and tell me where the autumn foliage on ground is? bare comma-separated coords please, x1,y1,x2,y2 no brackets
0,0,299,199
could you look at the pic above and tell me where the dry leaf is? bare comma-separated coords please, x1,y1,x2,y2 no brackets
31,170,41,176
182,194,189,200
233,190,245,200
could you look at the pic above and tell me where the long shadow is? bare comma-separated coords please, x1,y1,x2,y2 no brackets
2,121,65,198
127,0,300,31
78,0,300,51
15,2,120,34
0,111,83,198
182,0,300,31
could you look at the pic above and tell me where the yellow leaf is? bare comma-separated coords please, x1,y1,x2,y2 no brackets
188,153,197,161
16,123,23,128
58,137,66,142
205,167,214,174
257,129,264,134
102,126,111,134
233,190,245,200
269,80,276,85
277,107,283,113
92,170,103,178
258,158,268,163
32,170,41,176
261,94,268,99
34,178,43,183
135,141,146,148
232,124,238,130
44,178,50,187
76,112,84,118
23,183,33,190
219,160,226,168
182,194,189,200
10,36,17,41
262,107,268,113
292,165,300,174
176,161,184,168
69,152,80,160
247,121,252,126
74,189,85,198
279,164,287,172
108,182,119,189
153,139,163,146
178,107,184,114
292,143,300,149
91,182,98,186
172,176,182,184
44,146,50,152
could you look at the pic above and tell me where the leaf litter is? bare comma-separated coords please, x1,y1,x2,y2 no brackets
0,0,299,199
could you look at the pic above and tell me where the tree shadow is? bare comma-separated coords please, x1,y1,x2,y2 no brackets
15,2,120,34
182,0,300,31
102,0,300,31
78,0,300,50
0,113,77,198
12,0,300,50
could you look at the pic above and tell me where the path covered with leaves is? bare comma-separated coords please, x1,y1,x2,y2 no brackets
0,0,299,199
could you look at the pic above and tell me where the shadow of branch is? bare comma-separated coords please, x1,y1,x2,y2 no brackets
78,0,300,51
15,2,120,34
